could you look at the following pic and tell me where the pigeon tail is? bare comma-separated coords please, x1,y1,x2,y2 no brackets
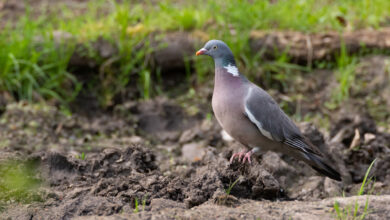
304,152,342,181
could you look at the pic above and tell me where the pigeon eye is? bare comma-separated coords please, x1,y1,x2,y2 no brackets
213,45,218,50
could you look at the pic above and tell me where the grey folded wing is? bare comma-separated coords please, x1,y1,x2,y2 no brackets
244,85,320,156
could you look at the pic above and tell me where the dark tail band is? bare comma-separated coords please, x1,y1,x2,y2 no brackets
305,153,341,181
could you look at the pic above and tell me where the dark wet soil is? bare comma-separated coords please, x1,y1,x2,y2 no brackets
1,66,390,218
1,1,390,218
0,101,284,219
0,44,389,219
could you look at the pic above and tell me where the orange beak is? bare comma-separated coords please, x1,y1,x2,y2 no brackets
196,48,207,56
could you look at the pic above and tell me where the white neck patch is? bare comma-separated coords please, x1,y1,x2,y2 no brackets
223,63,239,77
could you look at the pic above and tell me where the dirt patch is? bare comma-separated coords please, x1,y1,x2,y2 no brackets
2,96,390,219
128,97,203,142
325,111,390,198
95,195,390,220
0,101,285,218
0,102,136,153
352,56,390,125
1,145,284,219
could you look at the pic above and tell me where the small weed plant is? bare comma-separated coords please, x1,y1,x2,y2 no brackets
334,158,377,220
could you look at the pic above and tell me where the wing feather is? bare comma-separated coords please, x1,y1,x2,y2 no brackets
244,85,321,156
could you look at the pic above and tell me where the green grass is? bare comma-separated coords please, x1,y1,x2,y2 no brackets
325,42,359,109
225,178,240,195
334,158,377,220
76,152,86,160
1,0,390,107
0,11,80,105
133,197,139,213
133,195,147,213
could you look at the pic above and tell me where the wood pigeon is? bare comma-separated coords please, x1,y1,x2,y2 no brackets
196,40,341,181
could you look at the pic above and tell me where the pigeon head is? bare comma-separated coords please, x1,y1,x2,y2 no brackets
196,40,236,66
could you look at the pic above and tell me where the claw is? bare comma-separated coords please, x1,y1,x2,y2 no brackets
229,151,246,163
239,152,245,162
230,150,254,164
242,151,253,164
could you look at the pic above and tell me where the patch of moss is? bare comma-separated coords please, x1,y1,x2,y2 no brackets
0,159,43,204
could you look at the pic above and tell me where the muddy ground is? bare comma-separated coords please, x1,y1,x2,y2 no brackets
1,55,390,220
2,1,390,219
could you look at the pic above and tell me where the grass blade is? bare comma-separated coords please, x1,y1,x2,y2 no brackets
358,159,377,196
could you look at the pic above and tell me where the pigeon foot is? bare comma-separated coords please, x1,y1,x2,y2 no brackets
229,149,254,164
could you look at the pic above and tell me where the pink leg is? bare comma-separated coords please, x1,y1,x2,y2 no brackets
242,150,254,164
229,149,255,164
229,150,246,163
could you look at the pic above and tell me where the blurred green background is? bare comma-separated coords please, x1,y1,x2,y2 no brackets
1,0,390,108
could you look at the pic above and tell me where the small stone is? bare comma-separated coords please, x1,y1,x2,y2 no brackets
129,136,143,144
179,128,199,143
364,133,376,144
181,142,206,162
